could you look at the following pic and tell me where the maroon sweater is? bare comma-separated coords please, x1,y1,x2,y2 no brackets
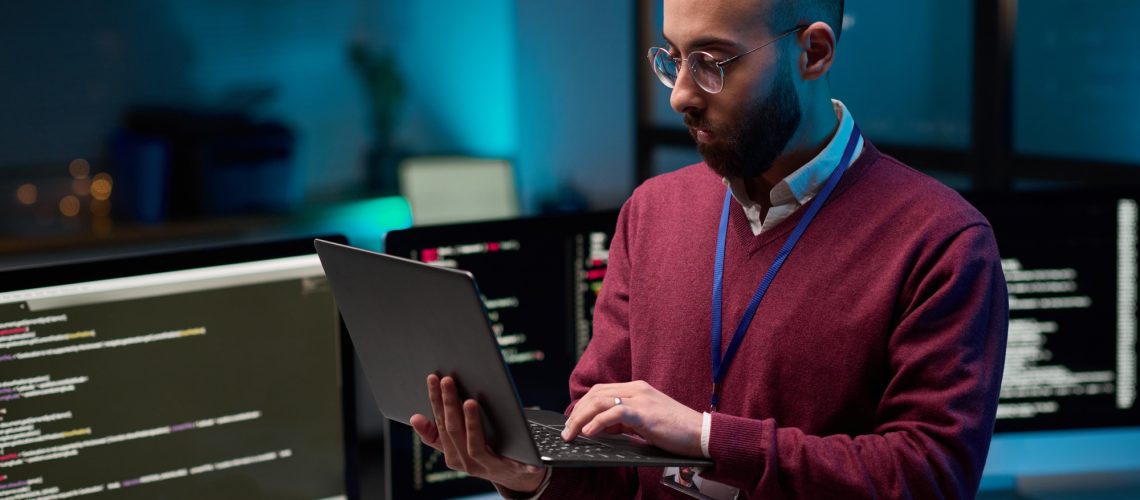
543,142,1008,499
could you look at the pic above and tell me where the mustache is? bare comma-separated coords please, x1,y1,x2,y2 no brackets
683,113,707,131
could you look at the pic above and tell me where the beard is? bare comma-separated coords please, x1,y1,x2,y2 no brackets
686,57,802,180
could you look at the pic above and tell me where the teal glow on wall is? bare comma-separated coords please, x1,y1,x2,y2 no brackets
295,195,411,251
379,0,518,160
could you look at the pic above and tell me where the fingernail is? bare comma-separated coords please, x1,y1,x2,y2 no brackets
527,465,539,473
561,429,569,440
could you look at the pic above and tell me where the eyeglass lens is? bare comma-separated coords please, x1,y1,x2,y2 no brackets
648,49,725,94
650,48,679,88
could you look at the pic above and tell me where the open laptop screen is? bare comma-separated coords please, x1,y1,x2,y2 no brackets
0,237,355,499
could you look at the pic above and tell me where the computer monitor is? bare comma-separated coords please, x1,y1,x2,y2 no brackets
830,0,974,150
398,157,520,226
1013,1,1140,165
381,210,618,499
642,0,973,150
0,237,358,499
967,191,1140,486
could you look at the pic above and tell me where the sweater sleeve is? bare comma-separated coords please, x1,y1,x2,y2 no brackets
698,223,1009,499
539,198,640,498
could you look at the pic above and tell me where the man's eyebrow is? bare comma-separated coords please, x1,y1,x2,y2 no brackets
661,33,740,53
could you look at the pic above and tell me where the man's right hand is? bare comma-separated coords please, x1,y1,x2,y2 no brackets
409,374,547,495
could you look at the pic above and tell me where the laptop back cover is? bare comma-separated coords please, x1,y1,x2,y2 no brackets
314,239,541,465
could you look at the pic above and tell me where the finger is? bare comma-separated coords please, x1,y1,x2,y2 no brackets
428,374,461,459
562,392,617,441
464,398,508,475
463,400,543,474
462,399,489,459
440,376,470,467
409,413,441,449
426,373,445,429
582,404,638,437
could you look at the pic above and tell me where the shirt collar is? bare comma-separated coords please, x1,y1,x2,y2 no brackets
722,99,861,209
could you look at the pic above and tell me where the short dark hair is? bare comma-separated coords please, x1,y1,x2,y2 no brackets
774,0,845,42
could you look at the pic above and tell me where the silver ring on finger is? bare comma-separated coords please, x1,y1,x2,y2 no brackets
614,397,623,407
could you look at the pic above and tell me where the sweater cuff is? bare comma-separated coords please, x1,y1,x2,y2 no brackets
702,412,775,487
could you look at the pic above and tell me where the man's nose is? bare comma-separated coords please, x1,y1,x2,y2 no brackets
670,63,706,115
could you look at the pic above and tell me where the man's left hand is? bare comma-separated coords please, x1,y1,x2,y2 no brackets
560,380,703,458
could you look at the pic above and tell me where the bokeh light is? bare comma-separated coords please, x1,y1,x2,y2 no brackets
59,195,81,217
16,184,37,205
69,158,90,179
91,173,113,201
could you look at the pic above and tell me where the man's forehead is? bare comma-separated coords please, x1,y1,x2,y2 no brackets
662,0,769,46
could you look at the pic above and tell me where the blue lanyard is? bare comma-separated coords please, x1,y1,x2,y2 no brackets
709,125,862,411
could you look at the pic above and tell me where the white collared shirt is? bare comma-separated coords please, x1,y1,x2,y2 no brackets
721,99,865,236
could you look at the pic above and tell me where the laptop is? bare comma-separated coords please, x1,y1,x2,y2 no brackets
314,238,712,468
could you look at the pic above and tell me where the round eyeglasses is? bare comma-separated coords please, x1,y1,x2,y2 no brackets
647,26,806,94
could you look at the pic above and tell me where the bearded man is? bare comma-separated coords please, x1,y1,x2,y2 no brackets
410,0,1009,497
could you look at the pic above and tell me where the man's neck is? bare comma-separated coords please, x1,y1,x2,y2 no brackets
742,98,840,208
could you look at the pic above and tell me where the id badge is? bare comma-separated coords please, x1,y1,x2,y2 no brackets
660,467,740,500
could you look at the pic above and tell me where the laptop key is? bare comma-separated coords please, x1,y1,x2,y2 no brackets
528,421,619,460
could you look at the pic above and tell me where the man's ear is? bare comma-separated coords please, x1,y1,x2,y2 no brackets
798,21,836,81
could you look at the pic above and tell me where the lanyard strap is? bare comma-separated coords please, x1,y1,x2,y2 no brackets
710,125,862,411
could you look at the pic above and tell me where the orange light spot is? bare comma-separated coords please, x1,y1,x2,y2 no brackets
16,184,37,205
69,159,90,179
91,177,113,201
59,195,81,217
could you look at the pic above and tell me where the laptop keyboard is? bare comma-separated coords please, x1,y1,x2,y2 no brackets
528,420,634,461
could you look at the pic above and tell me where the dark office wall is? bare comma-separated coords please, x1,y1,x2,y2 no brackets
0,0,635,214
375,0,634,211
0,1,197,168
371,0,520,198
516,1,635,211
0,0,375,201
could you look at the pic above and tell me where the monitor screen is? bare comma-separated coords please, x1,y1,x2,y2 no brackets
968,191,1140,481
830,0,974,150
398,157,519,227
1013,0,1140,165
643,0,974,178
381,211,618,499
0,238,356,499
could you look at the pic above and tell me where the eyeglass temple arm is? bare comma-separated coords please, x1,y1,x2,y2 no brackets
717,25,809,67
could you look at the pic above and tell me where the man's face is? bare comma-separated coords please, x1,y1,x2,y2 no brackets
663,0,802,180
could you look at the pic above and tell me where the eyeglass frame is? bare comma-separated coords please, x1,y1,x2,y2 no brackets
647,25,809,94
